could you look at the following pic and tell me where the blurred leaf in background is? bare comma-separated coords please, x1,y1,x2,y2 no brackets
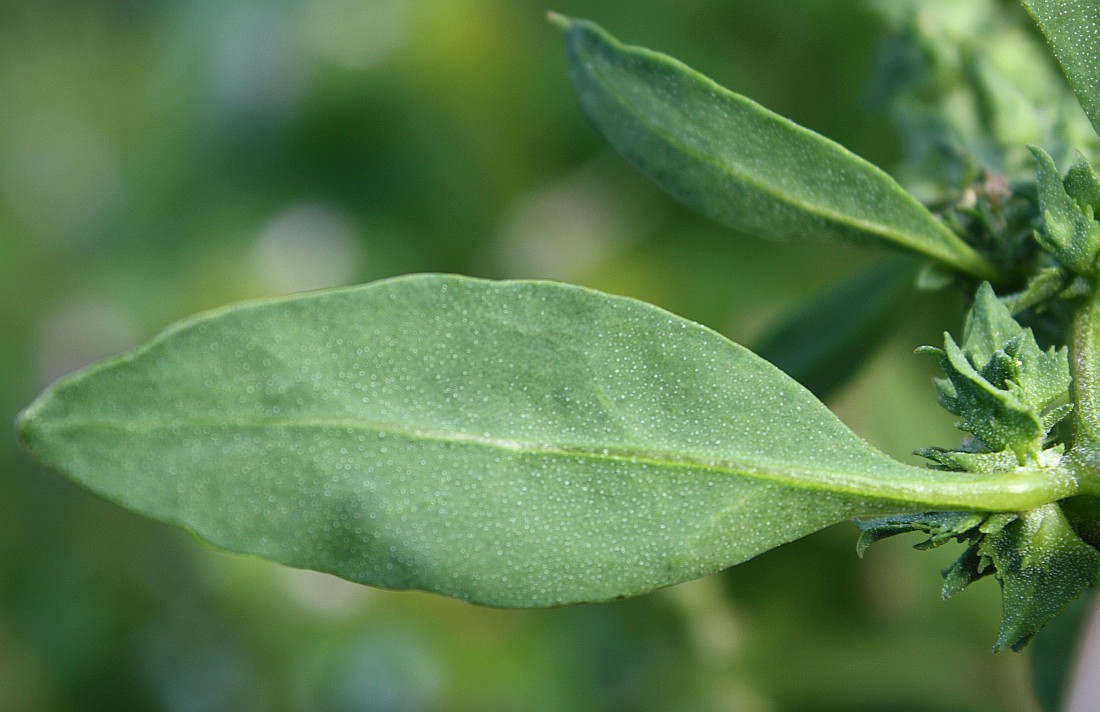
0,1,1053,710
867,0,1100,199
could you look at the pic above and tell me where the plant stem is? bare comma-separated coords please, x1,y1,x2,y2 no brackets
1069,279,1100,491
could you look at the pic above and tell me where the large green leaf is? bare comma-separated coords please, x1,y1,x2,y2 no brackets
553,15,997,280
17,275,1070,606
1020,0,1100,140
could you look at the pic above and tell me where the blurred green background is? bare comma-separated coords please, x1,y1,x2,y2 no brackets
0,1,1053,710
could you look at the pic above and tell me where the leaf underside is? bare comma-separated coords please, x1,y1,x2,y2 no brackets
17,276,1068,606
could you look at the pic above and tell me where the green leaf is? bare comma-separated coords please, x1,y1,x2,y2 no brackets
16,275,1073,607
920,282,1072,460
554,16,998,280
1065,151,1100,214
982,504,1100,651
753,258,912,399
921,335,1048,458
942,540,990,601
965,284,1072,412
1020,0,1100,139
999,267,1073,314
1029,145,1100,274
854,511,985,557
962,282,1032,366
856,504,1100,651
917,447,1020,475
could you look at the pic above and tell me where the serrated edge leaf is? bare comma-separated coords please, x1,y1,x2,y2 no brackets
984,504,1100,651
1029,145,1100,273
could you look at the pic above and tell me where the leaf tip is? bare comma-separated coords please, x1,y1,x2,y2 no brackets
1028,144,1054,164
13,403,41,455
546,10,572,31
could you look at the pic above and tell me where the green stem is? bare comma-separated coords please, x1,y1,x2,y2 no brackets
1069,279,1100,492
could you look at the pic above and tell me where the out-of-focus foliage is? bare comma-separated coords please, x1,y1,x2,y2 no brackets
0,1,1054,710
868,0,1100,199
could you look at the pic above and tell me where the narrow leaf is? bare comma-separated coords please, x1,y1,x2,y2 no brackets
1020,0,1100,139
556,17,997,279
854,511,985,557
17,276,1072,606
942,542,991,601
999,267,1073,314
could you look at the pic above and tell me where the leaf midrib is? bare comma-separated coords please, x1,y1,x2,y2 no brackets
583,34,973,269
36,414,1061,508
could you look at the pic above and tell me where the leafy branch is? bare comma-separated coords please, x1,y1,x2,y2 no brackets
17,0,1100,674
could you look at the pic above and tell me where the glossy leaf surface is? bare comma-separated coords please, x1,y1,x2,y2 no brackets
1021,0,1100,139
555,16,997,279
17,276,1072,606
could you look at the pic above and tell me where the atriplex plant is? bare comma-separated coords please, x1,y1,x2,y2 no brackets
15,0,1100,675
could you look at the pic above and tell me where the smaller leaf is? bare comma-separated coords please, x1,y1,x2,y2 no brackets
922,336,1046,458
554,16,998,279
1029,145,1100,274
1064,151,1100,214
999,267,1072,314
857,503,1099,651
921,282,1071,460
855,509,1001,603
963,282,1032,366
916,447,1020,474
855,511,985,557
942,541,989,600
982,504,1100,651
981,513,1020,536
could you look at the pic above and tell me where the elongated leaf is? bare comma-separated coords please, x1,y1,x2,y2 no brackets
1020,0,1100,140
553,15,997,279
16,275,1070,606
